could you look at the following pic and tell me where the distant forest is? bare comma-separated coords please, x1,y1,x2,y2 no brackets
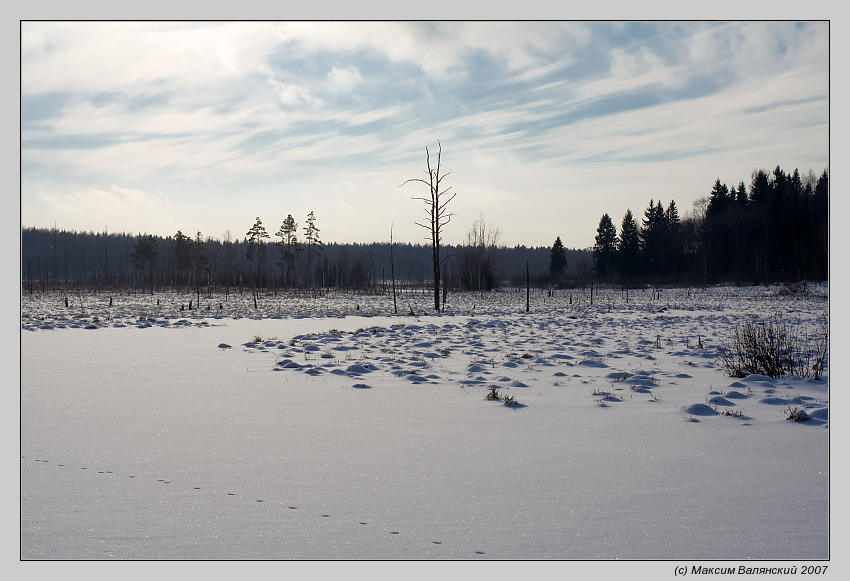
20,164,827,295
20,222,588,294
592,165,828,286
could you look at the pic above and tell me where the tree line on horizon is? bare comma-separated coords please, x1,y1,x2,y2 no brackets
591,165,828,286
21,164,828,297
20,212,587,296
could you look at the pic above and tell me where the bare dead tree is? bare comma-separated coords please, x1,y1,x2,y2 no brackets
401,141,456,312
390,223,398,314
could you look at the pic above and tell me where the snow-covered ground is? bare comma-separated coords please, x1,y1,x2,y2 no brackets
19,285,832,568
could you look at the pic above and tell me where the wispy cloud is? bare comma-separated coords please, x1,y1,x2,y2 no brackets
21,21,828,248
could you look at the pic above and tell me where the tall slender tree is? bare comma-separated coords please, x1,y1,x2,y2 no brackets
246,217,269,306
617,209,640,283
191,231,208,307
704,179,734,280
303,211,323,287
594,214,617,283
173,230,192,288
662,200,682,279
640,199,666,277
748,169,772,282
275,214,299,288
401,141,456,311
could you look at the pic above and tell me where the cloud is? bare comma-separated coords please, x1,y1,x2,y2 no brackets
20,22,829,248
328,65,363,91
215,39,239,71
32,184,162,230
267,77,314,106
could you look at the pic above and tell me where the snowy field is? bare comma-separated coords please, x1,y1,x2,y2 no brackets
19,285,833,568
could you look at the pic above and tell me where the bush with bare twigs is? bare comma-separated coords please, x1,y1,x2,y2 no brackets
720,314,827,380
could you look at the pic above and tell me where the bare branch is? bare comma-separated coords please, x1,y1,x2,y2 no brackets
437,192,457,210
400,178,433,188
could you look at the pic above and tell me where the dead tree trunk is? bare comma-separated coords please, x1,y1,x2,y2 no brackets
390,224,398,314
401,141,456,312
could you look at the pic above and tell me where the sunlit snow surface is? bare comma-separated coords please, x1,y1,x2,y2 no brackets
21,285,829,560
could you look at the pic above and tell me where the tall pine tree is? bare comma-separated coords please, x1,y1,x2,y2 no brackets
275,214,300,288
246,217,269,304
303,211,323,287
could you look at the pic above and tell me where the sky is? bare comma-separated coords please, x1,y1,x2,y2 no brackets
20,20,829,249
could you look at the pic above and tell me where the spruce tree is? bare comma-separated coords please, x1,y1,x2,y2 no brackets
735,182,748,207
705,179,734,280
594,214,617,283
640,199,665,278
706,179,731,218
749,169,771,206
662,201,682,279
549,236,567,284
749,169,772,281
617,209,640,282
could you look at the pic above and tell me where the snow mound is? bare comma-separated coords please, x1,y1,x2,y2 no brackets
760,397,788,405
345,364,376,374
630,377,658,388
741,374,778,384
578,359,608,368
808,408,829,421
707,396,734,406
681,403,720,416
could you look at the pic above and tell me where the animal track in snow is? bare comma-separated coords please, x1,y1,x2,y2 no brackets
25,454,491,557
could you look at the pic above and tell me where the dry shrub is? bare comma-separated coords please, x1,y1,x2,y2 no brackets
720,314,827,380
